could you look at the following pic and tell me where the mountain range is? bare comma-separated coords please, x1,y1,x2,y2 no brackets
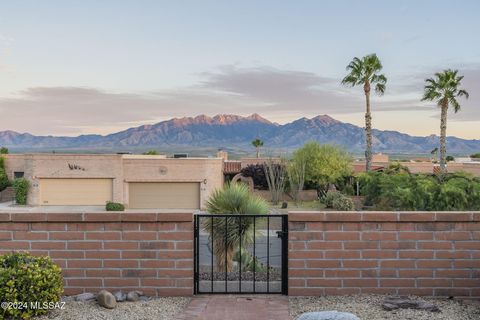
1,114,479,155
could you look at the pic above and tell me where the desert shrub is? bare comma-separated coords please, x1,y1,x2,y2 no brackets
13,178,29,205
470,152,480,159
106,201,125,211
331,195,355,211
358,171,480,211
240,164,269,190
0,252,63,319
142,150,160,155
204,183,268,272
293,142,352,195
322,191,344,208
0,147,8,154
0,157,10,192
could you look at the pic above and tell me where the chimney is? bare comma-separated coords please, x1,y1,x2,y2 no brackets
217,150,228,161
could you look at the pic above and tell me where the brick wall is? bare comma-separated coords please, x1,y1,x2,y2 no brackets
289,211,480,297
0,212,193,296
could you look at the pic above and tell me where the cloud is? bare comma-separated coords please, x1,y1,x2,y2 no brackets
0,64,478,136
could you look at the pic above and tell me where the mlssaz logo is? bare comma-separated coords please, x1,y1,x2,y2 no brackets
67,163,86,171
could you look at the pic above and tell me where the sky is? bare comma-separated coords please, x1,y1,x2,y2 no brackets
0,0,479,138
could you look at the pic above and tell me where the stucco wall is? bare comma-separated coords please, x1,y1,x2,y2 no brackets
4,154,223,208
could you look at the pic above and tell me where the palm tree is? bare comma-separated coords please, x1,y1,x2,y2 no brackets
251,138,264,158
421,69,469,174
342,54,387,171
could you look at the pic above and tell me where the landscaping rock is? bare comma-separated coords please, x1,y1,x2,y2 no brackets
113,291,127,302
297,311,360,320
74,292,96,302
126,290,144,302
97,290,117,309
382,297,439,312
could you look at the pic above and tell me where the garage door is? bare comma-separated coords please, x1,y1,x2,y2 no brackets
40,179,113,205
129,182,200,209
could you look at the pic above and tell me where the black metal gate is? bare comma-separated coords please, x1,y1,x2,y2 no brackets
194,214,288,294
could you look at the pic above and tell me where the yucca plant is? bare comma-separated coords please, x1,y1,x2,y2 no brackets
203,183,269,272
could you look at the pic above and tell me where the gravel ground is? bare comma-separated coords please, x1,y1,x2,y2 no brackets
199,269,282,281
290,295,480,320
37,297,190,320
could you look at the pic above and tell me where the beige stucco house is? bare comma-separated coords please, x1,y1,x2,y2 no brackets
3,154,224,209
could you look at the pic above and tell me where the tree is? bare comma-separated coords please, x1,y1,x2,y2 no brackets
263,157,286,205
142,150,160,155
251,139,264,158
287,154,306,205
421,69,469,174
0,147,8,154
342,54,387,171
293,142,352,196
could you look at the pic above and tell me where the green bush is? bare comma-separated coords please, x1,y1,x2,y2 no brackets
322,191,344,208
470,153,480,159
0,252,63,319
204,183,268,272
13,178,29,205
358,171,480,211
106,201,125,211
331,195,355,211
0,157,10,192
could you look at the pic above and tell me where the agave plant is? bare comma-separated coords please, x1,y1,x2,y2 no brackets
203,183,269,272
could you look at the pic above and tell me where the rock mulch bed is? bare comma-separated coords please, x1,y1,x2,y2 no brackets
290,295,480,320
38,297,190,320
199,269,282,281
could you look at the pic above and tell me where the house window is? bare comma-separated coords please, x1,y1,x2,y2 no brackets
14,172,24,179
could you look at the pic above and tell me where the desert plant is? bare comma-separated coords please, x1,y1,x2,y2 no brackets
13,178,29,205
233,248,268,273
471,153,480,159
106,201,125,211
331,195,355,211
264,157,287,205
422,69,469,174
0,157,10,192
0,252,63,319
342,54,387,171
322,190,344,208
293,142,352,196
240,164,269,190
0,147,8,154
203,183,268,272
287,155,306,205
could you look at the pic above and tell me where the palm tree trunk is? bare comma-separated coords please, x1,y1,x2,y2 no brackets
364,83,372,171
256,147,260,158
439,102,448,174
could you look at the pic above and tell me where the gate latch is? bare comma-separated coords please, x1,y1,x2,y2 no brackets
276,231,288,239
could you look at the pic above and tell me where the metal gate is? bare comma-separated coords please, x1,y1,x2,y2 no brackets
194,214,288,294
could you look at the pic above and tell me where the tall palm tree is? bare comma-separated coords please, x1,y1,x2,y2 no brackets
342,54,387,171
421,69,469,174
251,138,264,158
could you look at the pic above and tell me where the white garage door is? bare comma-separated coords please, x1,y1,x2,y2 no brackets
40,178,113,205
129,182,200,209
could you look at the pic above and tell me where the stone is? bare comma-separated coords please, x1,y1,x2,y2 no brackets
382,297,439,312
74,292,96,302
126,290,143,302
97,290,117,309
297,311,360,320
113,291,127,302
281,202,288,209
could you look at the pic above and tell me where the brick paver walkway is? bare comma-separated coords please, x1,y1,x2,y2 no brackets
175,295,291,320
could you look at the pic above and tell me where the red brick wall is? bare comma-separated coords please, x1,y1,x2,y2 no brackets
289,211,480,297
0,212,193,296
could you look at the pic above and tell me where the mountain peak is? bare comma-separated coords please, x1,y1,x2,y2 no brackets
311,114,340,125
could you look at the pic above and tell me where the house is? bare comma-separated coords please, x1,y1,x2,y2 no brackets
3,153,223,209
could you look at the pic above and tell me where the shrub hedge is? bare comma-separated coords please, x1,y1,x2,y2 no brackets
13,178,29,205
358,171,480,211
0,157,9,192
0,252,63,319
106,201,125,211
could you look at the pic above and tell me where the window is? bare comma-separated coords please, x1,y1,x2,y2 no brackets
14,172,24,179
